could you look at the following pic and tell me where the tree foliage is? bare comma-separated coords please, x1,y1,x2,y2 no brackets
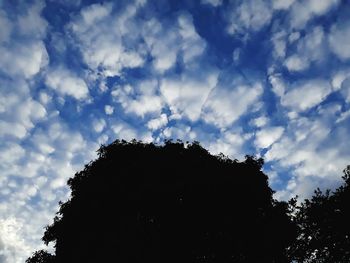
27,140,298,263
290,166,350,262
26,250,55,263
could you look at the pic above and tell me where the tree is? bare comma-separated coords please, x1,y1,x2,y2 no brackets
290,166,350,262
26,250,55,263
27,140,296,263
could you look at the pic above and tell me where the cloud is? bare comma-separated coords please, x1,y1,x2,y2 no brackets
329,21,350,61
92,119,106,133
104,105,114,115
201,0,222,7
161,124,197,142
17,1,48,38
0,2,48,79
0,41,48,79
284,26,326,72
284,55,309,72
268,72,286,97
143,13,206,73
271,31,287,59
206,130,248,160
147,114,168,131
227,0,273,35
250,116,269,128
45,67,89,100
339,77,350,103
289,0,340,29
0,115,101,258
69,2,145,77
264,108,350,199
255,126,284,149
111,120,153,142
0,79,47,140
112,80,163,118
272,0,295,10
160,71,218,122
0,218,31,263
281,79,332,112
202,76,263,128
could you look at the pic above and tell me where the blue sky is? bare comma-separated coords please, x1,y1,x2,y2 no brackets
1,0,350,261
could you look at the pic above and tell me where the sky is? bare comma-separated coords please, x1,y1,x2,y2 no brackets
1,0,350,261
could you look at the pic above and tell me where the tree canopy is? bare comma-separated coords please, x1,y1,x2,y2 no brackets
27,140,298,263
290,166,350,262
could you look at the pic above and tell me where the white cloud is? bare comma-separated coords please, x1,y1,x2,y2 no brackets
0,121,28,139
160,72,218,122
92,118,106,133
143,13,206,73
268,73,286,97
308,0,339,15
79,2,112,26
255,126,284,148
288,31,300,43
0,116,100,263
284,26,325,72
289,0,340,29
202,81,263,128
0,79,47,140
232,48,241,64
0,2,48,79
45,67,89,100
284,55,308,72
17,1,48,39
104,105,114,115
0,218,31,263
272,0,295,10
39,92,51,105
331,69,350,91
147,114,168,131
111,120,152,142
329,21,350,61
281,79,332,112
0,42,48,79
0,143,25,165
251,116,269,128
161,124,196,141
69,2,145,77
143,19,178,73
201,0,222,7
227,0,273,35
271,31,287,59
339,77,350,103
178,14,206,65
264,110,350,200
336,109,350,124
112,80,163,118
207,130,246,160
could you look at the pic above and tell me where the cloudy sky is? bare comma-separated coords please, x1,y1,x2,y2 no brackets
1,0,350,261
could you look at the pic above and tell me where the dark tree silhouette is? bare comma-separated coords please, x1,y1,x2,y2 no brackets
290,166,350,262
27,140,296,263
26,250,55,263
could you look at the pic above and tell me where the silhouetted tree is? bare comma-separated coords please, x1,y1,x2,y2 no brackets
27,140,296,263
289,166,350,262
26,250,55,263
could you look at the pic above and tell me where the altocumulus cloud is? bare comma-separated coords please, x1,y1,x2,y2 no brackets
1,0,350,262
